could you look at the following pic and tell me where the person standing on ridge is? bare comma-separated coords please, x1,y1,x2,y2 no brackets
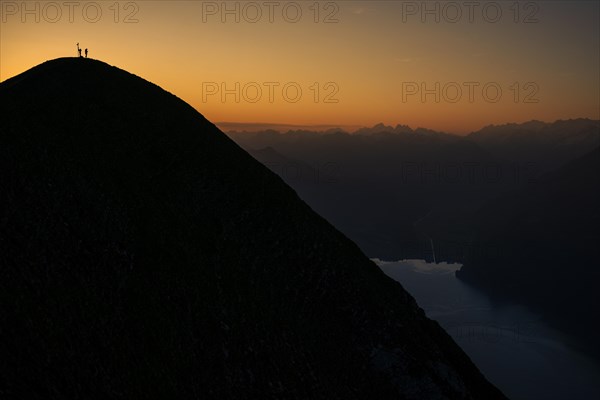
85,48,88,58
77,43,82,58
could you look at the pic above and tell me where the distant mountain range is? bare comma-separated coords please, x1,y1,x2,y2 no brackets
228,122,460,139
468,119,600,175
0,58,506,399
229,119,599,262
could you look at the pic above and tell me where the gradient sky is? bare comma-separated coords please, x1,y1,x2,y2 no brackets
1,0,598,134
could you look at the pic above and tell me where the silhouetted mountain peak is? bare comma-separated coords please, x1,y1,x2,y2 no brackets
0,59,505,399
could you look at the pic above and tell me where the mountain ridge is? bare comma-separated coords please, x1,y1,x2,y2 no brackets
0,58,506,399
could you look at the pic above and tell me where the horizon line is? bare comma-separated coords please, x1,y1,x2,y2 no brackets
216,117,599,136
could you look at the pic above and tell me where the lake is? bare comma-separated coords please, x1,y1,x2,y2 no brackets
375,259,600,400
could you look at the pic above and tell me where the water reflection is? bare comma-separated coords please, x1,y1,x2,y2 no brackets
376,259,600,400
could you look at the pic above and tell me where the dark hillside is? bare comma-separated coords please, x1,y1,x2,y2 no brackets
457,147,600,358
0,58,505,399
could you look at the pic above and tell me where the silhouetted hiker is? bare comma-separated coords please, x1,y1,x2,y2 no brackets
85,49,88,58
77,43,82,58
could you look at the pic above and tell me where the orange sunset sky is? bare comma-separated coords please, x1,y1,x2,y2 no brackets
1,0,599,134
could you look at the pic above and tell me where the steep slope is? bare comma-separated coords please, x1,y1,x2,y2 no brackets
0,58,505,399
457,147,600,357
